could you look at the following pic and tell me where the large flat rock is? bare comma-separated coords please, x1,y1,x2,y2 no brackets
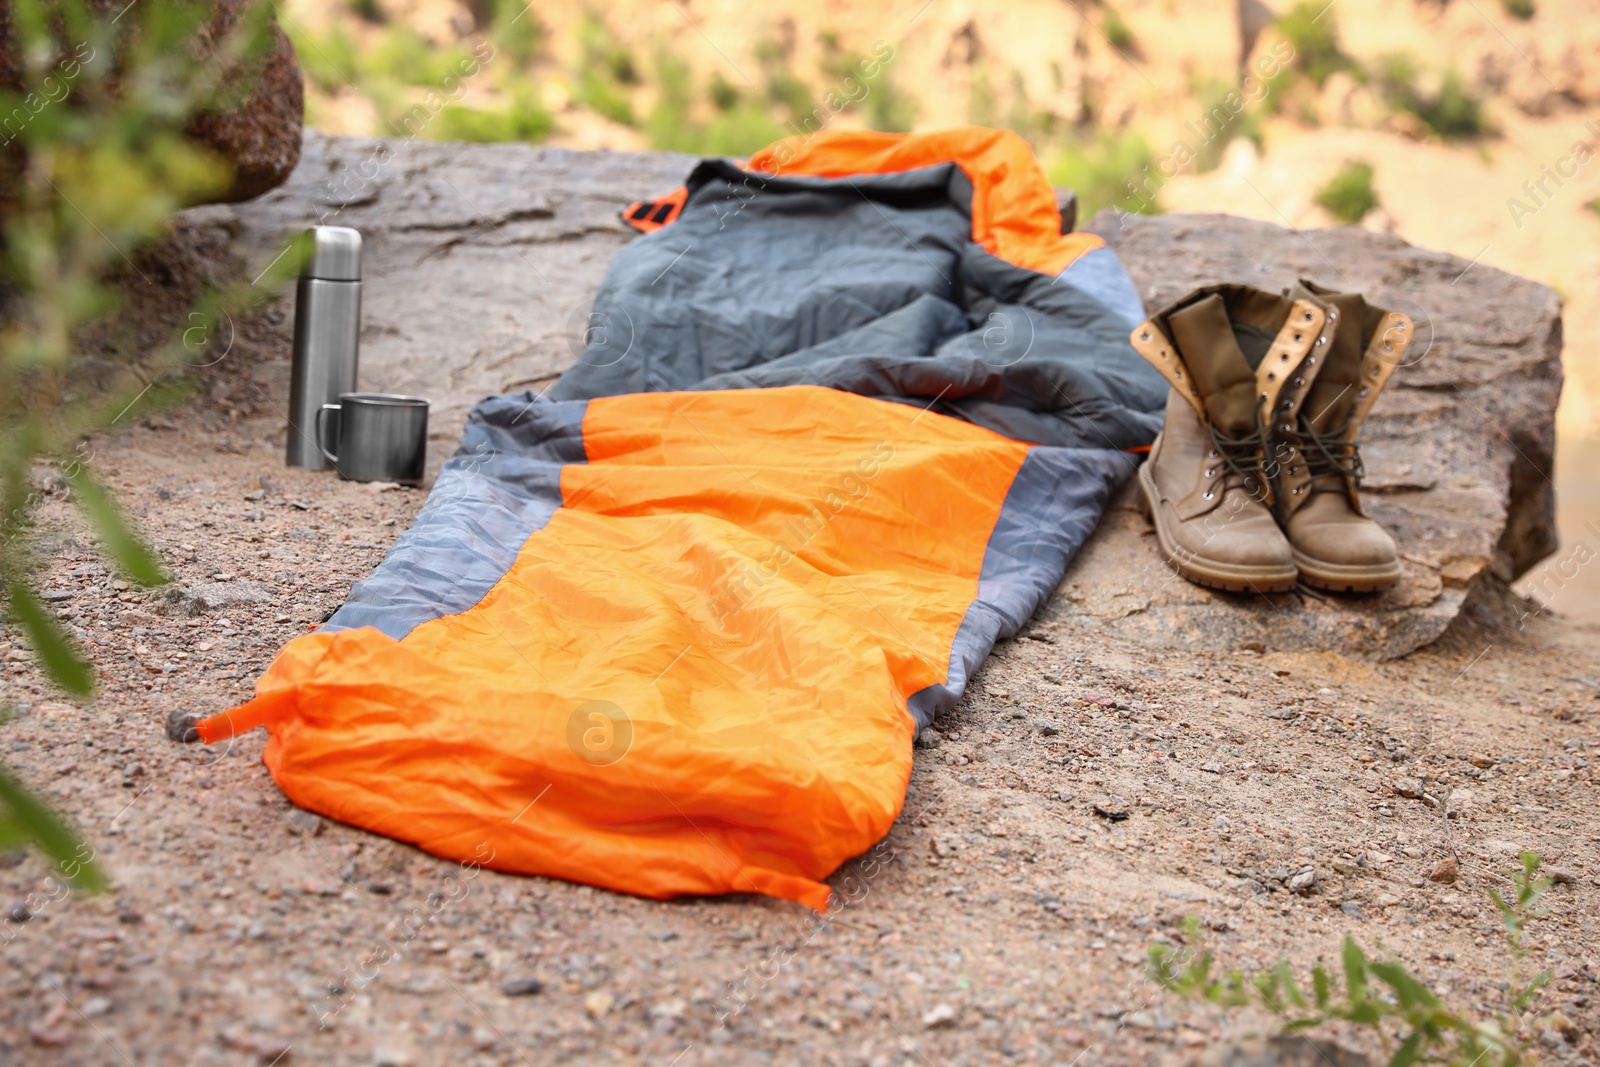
1057,211,1562,659
185,139,1562,661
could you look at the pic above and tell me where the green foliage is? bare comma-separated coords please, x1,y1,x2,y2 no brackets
432,90,553,143
574,12,637,126
0,765,104,891
1501,0,1536,19
645,48,794,157
291,1,549,141
288,20,361,96
0,0,302,892
1315,160,1378,223
1047,131,1162,219
866,70,916,134
1102,9,1137,54
1375,56,1489,140
1190,78,1266,172
1277,1,1355,87
476,0,544,68
819,45,914,134
1150,858,1555,1066
349,0,383,23
709,73,741,112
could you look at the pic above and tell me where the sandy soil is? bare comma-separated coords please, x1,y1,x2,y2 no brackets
1,391,1597,1067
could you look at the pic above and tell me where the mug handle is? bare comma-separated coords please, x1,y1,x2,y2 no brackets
315,403,341,464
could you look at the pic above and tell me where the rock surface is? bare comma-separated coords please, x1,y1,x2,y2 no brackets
184,139,1561,660
1058,211,1563,659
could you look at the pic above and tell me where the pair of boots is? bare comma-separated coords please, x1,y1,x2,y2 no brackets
1131,281,1412,595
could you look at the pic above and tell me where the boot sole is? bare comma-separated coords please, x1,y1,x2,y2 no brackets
1136,464,1299,595
1291,550,1402,594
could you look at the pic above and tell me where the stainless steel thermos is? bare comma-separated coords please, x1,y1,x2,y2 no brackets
286,226,362,470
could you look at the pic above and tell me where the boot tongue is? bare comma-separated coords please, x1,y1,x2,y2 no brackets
1301,290,1367,433
1166,294,1258,436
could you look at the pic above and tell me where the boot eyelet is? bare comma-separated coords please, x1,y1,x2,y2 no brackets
1280,353,1289,361
1140,331,1150,341
1280,423,1291,432
1359,387,1369,398
1267,372,1275,381
1203,490,1215,500
1205,468,1216,477
1175,369,1184,379
1303,311,1313,321
1293,333,1303,342
1315,337,1326,346
1306,357,1315,366
1209,450,1219,459
1370,367,1380,377
1328,309,1339,319
1293,377,1304,386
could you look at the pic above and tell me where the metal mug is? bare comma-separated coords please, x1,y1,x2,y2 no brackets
316,392,430,485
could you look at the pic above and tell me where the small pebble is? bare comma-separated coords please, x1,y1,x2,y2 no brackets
501,976,544,997
922,1003,958,1029
1428,856,1459,885
285,809,324,837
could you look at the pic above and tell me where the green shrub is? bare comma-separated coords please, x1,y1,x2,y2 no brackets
1190,78,1266,172
477,0,545,68
709,73,741,112
1277,1,1355,86
1151,854,1554,1067
433,93,554,143
867,70,916,133
1376,56,1489,140
1415,68,1489,139
574,13,637,126
287,20,359,95
349,0,384,23
1502,0,1536,19
1103,9,1137,53
645,51,788,157
1315,160,1378,223
1047,131,1162,218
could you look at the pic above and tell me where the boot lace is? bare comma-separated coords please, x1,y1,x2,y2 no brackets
1287,414,1364,485
1203,403,1272,502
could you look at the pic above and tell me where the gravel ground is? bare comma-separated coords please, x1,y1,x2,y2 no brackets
1,399,1598,1067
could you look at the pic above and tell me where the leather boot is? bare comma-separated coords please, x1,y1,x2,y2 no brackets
1271,280,1413,593
1129,285,1334,594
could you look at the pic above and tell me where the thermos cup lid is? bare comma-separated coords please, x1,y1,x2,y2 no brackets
304,226,363,281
